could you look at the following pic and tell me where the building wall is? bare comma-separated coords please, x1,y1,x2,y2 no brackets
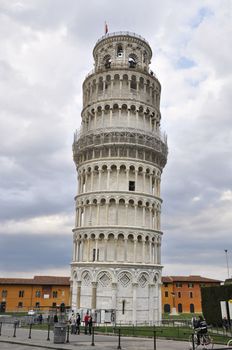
0,283,70,312
162,280,221,314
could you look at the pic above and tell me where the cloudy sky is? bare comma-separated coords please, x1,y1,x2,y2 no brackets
0,0,231,281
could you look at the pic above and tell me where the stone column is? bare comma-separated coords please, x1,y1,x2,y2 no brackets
124,238,128,261
98,169,102,190
132,283,138,325
148,283,155,325
91,282,98,309
76,281,81,309
90,170,94,191
112,282,117,322
107,169,111,190
133,240,137,263
104,238,107,260
114,238,117,261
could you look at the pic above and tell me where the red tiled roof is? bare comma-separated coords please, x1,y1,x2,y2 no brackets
0,276,70,286
162,275,221,283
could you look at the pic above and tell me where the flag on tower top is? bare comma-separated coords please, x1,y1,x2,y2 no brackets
105,22,108,34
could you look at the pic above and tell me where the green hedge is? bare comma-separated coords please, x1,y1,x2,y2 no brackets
201,284,232,325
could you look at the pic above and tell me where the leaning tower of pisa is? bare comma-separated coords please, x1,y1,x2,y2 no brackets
71,31,168,324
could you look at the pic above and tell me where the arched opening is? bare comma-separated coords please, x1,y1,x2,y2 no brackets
178,303,183,313
164,304,170,313
117,44,123,57
190,304,195,313
128,54,137,68
103,55,111,69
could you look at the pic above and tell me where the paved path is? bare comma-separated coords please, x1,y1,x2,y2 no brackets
0,324,226,350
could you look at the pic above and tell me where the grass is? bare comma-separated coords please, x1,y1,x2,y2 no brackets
94,325,232,345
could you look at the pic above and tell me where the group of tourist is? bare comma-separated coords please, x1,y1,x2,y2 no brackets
69,312,93,335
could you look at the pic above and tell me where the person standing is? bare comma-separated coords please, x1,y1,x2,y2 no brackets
76,313,81,334
88,315,93,335
84,313,89,335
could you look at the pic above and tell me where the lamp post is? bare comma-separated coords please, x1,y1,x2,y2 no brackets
224,249,230,279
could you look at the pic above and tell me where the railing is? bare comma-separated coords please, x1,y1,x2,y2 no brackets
84,62,157,80
94,31,150,47
74,127,167,145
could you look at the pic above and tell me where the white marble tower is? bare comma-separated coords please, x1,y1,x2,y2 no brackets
71,31,168,324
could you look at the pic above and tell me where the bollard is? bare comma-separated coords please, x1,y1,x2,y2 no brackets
117,328,121,350
153,329,156,350
47,323,50,341
191,333,195,350
91,326,95,346
0,322,2,336
28,323,32,339
66,324,70,343
13,321,17,337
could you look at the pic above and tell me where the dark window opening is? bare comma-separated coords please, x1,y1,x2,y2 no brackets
19,290,24,298
117,45,123,57
165,291,168,297
190,303,195,313
93,248,99,261
129,57,136,68
35,302,40,309
178,303,183,313
35,290,41,298
53,291,58,298
190,292,193,298
1,290,7,298
122,300,125,314
129,181,135,191
164,304,170,313
18,302,23,308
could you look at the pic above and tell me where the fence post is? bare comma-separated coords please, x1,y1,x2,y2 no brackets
0,322,2,336
91,326,95,346
13,321,17,337
153,329,156,350
47,323,50,341
191,333,195,350
117,328,121,350
66,324,70,343
28,323,32,339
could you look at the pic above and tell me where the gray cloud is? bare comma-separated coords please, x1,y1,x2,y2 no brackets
0,0,231,280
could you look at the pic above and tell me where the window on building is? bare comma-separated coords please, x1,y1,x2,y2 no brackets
18,290,24,298
178,292,181,298
35,302,40,308
200,283,205,287
122,300,126,314
52,302,57,308
190,303,195,313
178,303,183,313
35,290,41,298
117,45,123,57
61,290,65,297
188,283,194,288
1,290,7,298
93,248,99,261
176,283,182,288
129,181,135,191
165,291,168,297
53,291,58,298
164,304,170,313
190,292,193,298
163,283,168,288
18,302,23,308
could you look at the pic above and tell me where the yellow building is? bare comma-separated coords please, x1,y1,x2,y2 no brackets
0,276,70,313
0,274,221,315
162,275,221,314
